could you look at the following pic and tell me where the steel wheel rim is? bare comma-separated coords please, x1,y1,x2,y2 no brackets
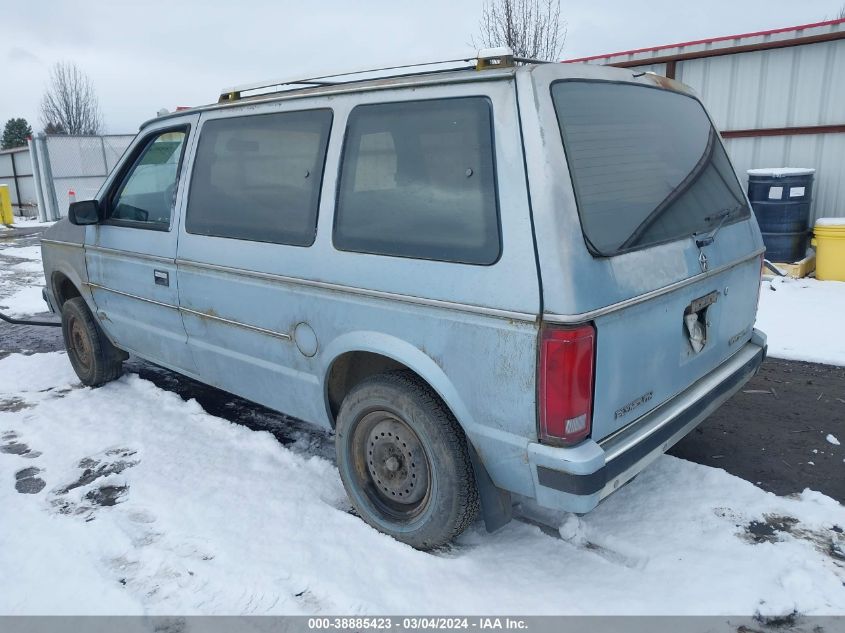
68,315,93,372
351,410,431,522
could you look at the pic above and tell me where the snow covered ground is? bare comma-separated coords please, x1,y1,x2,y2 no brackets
3,217,52,228
1,351,843,616
0,239,50,318
0,232,844,617
757,276,845,367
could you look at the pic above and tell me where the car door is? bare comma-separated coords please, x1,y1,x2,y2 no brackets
175,106,334,424
86,116,199,374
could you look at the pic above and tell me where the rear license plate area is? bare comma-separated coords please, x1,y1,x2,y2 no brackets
684,291,719,354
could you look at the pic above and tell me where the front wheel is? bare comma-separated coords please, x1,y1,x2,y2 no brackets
335,371,479,550
61,297,125,387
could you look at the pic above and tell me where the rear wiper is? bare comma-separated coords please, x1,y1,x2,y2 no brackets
694,205,744,248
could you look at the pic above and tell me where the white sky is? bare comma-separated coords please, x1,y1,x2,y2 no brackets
3,0,844,133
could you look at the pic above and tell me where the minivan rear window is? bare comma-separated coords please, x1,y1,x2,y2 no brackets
334,98,500,265
551,81,750,257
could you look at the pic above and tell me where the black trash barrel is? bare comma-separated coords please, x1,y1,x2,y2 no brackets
747,168,815,263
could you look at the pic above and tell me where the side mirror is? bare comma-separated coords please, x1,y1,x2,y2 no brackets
68,200,103,225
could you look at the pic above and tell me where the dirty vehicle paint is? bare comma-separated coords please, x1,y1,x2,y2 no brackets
40,57,766,543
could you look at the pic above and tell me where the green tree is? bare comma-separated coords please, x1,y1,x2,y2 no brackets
1,118,33,150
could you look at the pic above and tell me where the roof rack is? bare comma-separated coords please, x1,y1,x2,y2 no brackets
217,47,546,103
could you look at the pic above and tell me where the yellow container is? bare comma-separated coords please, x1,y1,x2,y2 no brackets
0,184,13,225
812,218,845,282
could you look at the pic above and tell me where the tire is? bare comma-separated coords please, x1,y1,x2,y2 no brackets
335,370,479,550
61,297,125,387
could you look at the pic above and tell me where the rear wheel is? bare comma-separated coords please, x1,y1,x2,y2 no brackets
61,297,124,387
335,371,479,550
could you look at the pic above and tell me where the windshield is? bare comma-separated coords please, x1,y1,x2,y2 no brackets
551,80,750,257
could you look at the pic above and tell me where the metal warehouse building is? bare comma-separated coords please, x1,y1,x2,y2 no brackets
566,18,845,223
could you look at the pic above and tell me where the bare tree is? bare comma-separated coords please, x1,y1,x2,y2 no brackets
40,62,103,135
822,3,845,19
473,0,566,61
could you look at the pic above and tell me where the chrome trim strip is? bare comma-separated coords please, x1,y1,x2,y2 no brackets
40,239,83,248
85,283,292,341
180,306,291,341
176,258,537,322
85,282,177,310
543,248,765,324
85,244,175,265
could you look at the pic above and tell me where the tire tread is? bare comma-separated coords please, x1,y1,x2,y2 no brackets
337,369,479,549
61,297,124,387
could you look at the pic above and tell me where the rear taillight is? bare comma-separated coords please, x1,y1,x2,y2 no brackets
755,253,765,310
538,324,595,446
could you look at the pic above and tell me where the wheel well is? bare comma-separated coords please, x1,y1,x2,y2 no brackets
326,351,414,427
325,350,511,531
52,273,81,308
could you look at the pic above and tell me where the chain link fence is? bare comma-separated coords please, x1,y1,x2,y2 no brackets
29,133,136,221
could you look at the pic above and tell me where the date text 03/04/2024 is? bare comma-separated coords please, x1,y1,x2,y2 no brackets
307,617,529,630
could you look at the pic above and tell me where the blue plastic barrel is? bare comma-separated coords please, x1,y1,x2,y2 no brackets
747,168,815,263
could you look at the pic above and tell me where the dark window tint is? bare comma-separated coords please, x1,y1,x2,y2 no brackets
551,81,750,256
334,98,500,265
111,130,186,227
186,109,332,246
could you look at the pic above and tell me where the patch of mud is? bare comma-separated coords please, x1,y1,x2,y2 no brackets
15,466,46,494
55,448,139,494
49,447,139,520
1,430,42,458
742,513,845,564
0,397,33,412
745,515,799,544
0,439,40,458
84,484,128,507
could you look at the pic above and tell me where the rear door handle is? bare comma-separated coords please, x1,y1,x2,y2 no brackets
154,270,169,287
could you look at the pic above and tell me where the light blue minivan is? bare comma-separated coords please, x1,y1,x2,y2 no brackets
40,50,767,549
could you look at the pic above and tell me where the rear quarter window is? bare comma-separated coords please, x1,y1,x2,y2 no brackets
551,80,750,256
334,97,501,265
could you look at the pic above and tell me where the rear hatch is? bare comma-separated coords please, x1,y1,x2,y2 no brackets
536,71,764,443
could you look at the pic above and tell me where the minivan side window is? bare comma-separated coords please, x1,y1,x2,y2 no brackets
334,98,500,265
109,129,187,228
186,109,332,246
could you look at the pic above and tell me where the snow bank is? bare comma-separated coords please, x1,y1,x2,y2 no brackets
756,277,845,366
0,241,48,317
0,236,53,317
0,285,49,317
0,245,43,261
12,218,54,228
1,353,843,616
815,217,845,228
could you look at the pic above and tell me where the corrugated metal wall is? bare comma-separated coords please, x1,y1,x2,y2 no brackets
571,20,845,223
0,147,37,217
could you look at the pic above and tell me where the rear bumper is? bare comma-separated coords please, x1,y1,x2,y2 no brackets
527,329,767,513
